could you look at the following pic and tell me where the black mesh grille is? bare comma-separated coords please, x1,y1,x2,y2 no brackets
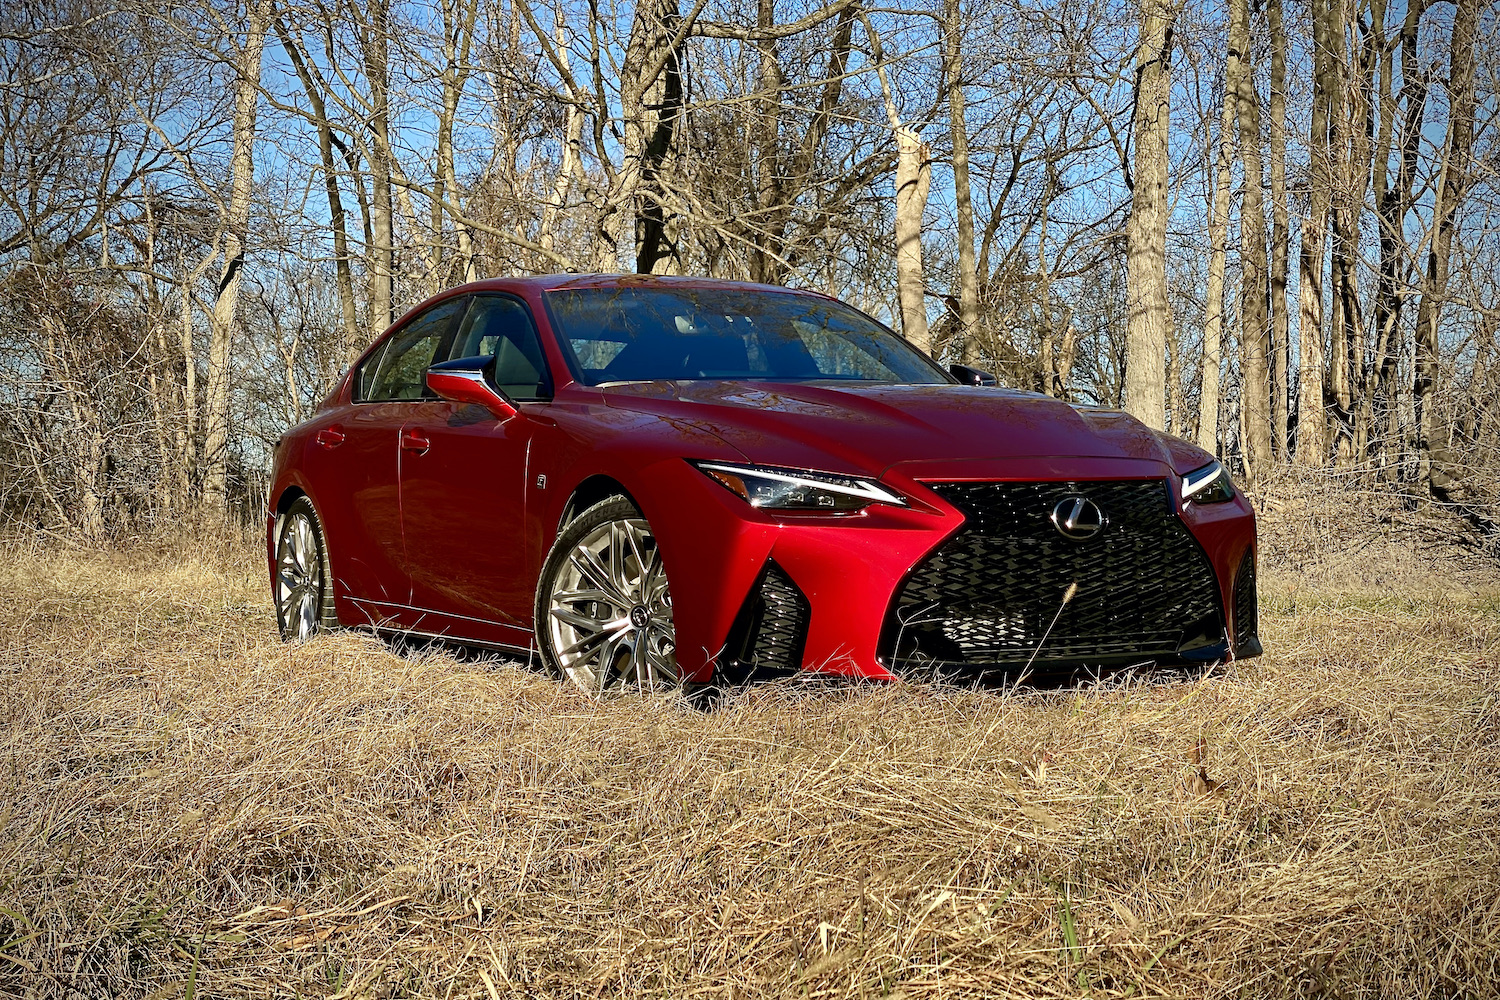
882,480,1224,671
1233,547,1258,649
722,561,809,680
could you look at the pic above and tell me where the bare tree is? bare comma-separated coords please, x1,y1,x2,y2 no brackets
1229,0,1271,474
1124,0,1178,430
356,0,395,326
865,11,932,351
202,0,271,514
943,0,980,361
4,0,1499,537
1199,65,1236,454
1295,0,1334,464
1267,0,1289,457
273,18,358,356
1414,0,1481,499
1365,0,1427,468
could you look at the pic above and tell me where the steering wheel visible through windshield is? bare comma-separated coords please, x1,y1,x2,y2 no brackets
545,286,951,386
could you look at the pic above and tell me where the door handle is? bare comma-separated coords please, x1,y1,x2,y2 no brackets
400,428,431,455
315,426,346,449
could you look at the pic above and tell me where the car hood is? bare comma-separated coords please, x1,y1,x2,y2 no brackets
599,380,1186,478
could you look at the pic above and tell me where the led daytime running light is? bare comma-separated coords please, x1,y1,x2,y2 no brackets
693,461,907,510
1181,460,1236,504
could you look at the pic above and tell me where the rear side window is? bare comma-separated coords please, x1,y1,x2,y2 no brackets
359,298,465,402
450,295,552,400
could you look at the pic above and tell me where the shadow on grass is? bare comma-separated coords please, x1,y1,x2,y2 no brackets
688,658,1224,711
373,629,1224,712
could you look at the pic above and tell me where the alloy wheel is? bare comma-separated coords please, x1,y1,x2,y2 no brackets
544,513,678,694
276,508,325,641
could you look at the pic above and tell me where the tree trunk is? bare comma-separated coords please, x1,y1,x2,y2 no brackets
1345,15,1378,463
1267,0,1289,459
538,7,585,263
140,191,176,516
144,320,172,514
1199,59,1236,455
1229,0,1272,474
275,19,358,358
362,0,395,329
749,0,784,284
1329,0,1375,466
893,127,932,352
1295,0,1334,464
1056,322,1078,400
1123,0,1177,431
595,0,683,273
203,0,270,514
1167,330,1186,436
1038,213,1055,393
629,0,683,275
944,0,980,364
435,0,479,285
1414,0,1480,497
1368,0,1426,470
1040,319,1054,396
866,14,930,351
176,248,214,507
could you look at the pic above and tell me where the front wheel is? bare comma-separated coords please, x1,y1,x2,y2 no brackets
274,496,337,641
535,497,679,696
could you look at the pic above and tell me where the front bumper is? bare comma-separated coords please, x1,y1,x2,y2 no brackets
631,457,1259,684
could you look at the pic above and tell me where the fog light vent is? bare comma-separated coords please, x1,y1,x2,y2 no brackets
722,561,809,682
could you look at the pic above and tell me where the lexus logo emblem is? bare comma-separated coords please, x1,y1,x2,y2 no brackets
1051,496,1104,540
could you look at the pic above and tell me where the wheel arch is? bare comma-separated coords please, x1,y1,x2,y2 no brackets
558,474,640,531
274,484,309,515
268,483,333,593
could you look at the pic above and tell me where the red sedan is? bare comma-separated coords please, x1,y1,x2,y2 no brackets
267,275,1259,693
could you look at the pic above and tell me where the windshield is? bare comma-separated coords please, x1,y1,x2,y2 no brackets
545,286,951,386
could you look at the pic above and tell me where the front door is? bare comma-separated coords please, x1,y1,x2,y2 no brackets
399,294,552,648
327,296,465,628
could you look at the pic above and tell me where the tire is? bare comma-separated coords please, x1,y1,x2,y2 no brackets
273,496,337,641
535,496,678,695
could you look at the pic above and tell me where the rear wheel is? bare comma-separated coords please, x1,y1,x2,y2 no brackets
274,496,337,641
535,497,678,695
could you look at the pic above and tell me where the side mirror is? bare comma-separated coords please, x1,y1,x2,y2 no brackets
426,355,519,420
949,363,998,387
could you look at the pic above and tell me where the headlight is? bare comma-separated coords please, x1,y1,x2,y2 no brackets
691,460,907,512
1181,460,1237,504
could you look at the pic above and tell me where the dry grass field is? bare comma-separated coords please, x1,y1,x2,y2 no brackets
2,478,1498,999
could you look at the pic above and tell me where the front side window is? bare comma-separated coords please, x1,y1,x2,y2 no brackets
353,341,387,401
363,298,465,402
449,295,551,400
546,287,951,386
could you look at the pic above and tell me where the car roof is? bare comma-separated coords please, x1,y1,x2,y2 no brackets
443,273,836,298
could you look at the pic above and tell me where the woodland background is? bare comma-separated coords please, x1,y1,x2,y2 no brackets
4,4,1500,995
2,0,1499,538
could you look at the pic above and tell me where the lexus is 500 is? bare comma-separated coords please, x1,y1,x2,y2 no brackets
267,275,1259,693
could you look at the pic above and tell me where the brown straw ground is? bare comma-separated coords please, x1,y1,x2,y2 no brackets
2,492,1498,999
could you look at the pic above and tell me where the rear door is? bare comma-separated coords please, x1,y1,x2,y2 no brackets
398,293,551,647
